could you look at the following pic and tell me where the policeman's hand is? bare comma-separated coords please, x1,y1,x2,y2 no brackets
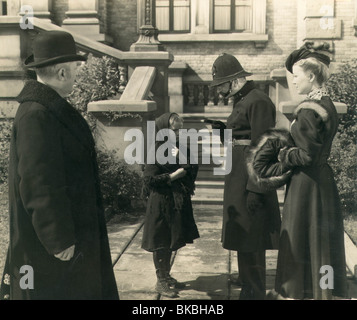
170,168,187,181
246,192,264,215
54,244,75,261
171,146,179,157
211,120,226,130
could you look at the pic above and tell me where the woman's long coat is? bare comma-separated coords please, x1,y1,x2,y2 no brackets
221,81,281,252
141,113,200,252
1,80,119,300
275,97,348,299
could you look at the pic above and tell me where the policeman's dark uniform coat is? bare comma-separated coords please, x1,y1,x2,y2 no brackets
1,80,119,300
222,81,281,252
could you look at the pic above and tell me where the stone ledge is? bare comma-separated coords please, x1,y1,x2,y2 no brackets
158,33,268,44
280,100,347,115
183,73,271,83
88,100,157,113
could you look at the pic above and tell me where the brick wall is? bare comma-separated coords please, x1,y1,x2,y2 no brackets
333,0,357,63
48,0,357,78
166,0,299,78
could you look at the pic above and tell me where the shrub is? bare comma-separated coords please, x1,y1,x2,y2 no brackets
326,59,357,134
67,54,145,214
0,118,12,184
96,149,144,214
67,53,123,131
329,124,357,216
326,59,357,217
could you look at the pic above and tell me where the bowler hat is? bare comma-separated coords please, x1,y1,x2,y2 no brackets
210,53,252,87
24,30,87,68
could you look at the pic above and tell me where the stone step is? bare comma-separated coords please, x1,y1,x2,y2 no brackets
192,184,286,205
195,180,225,188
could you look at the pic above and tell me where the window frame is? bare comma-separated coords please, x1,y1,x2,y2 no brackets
154,0,192,34
212,0,253,33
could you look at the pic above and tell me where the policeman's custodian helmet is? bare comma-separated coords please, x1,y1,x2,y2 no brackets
210,53,252,87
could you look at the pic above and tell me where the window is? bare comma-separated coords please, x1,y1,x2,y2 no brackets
155,0,191,32
150,0,267,44
213,0,252,32
1,1,7,15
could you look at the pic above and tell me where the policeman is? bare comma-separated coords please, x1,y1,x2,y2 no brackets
210,53,281,300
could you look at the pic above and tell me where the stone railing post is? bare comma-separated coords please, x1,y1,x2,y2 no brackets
169,62,187,114
128,0,173,115
133,0,164,52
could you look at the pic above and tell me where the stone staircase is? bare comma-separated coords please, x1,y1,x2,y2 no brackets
180,110,286,209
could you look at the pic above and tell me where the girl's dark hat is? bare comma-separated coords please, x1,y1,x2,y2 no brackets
24,30,87,68
210,53,252,87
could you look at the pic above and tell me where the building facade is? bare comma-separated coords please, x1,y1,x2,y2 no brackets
1,0,356,113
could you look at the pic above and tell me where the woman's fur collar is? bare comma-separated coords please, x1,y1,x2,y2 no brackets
293,100,329,122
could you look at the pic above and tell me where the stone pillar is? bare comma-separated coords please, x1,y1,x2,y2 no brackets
130,0,172,116
62,0,105,42
125,54,173,116
169,61,187,114
131,0,165,52
87,100,157,166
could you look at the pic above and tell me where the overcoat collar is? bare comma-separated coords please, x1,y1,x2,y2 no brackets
16,80,94,151
232,80,256,104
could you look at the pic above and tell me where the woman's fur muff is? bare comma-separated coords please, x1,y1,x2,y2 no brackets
247,129,295,191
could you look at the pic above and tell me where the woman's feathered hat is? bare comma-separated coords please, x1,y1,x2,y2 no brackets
285,42,333,73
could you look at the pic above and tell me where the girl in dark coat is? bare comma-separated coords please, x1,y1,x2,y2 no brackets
141,112,199,298
251,43,348,300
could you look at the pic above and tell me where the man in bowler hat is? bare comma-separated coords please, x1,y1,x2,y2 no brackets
0,30,119,300
209,53,281,300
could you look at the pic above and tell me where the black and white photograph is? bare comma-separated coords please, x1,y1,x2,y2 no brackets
0,0,356,307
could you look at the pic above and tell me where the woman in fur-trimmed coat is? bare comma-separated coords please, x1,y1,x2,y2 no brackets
252,45,348,300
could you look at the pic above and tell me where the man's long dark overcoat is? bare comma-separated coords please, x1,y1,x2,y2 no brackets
1,80,119,300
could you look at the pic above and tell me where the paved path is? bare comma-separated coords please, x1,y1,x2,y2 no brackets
107,204,357,300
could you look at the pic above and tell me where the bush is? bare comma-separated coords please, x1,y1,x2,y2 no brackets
67,53,122,131
329,124,357,216
327,59,357,133
326,59,357,217
0,118,12,184
96,149,144,214
67,54,145,214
